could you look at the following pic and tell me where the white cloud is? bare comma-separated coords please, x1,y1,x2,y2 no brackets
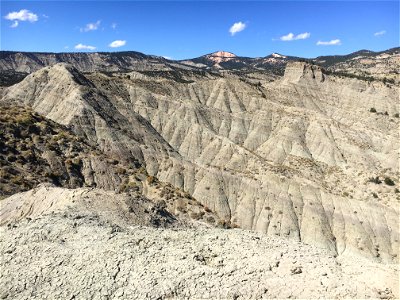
295,32,310,40
111,23,117,29
74,43,96,50
374,30,386,37
280,32,310,41
4,9,38,27
109,40,126,48
316,39,341,46
280,33,294,41
229,21,246,36
162,56,172,60
80,20,101,32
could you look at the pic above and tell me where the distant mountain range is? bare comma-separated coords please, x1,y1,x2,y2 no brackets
1,47,398,76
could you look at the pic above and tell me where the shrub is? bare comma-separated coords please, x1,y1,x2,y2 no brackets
370,108,377,113
204,206,211,213
10,176,24,184
14,115,33,126
368,176,382,184
190,212,202,220
206,216,215,223
110,159,119,165
372,192,378,199
217,219,232,229
138,166,147,175
146,175,156,185
44,172,61,186
116,167,126,175
6,155,17,163
384,177,395,186
394,113,399,118
176,205,186,213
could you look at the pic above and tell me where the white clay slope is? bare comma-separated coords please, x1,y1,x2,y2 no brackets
1,62,399,263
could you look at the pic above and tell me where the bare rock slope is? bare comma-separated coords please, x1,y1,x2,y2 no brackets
1,60,399,263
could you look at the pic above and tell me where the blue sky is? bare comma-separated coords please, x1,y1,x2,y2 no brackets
1,1,399,59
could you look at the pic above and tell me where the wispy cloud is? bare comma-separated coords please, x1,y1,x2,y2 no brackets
111,23,117,30
109,40,126,48
4,9,38,28
374,30,386,37
316,39,341,46
229,21,246,36
280,32,310,41
80,20,101,32
75,43,96,50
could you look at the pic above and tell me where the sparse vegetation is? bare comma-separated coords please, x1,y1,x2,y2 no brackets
147,175,157,185
368,176,382,184
0,105,149,198
0,70,28,86
217,219,233,229
384,177,395,186
204,206,212,213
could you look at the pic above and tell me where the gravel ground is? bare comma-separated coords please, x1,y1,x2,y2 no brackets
1,212,398,300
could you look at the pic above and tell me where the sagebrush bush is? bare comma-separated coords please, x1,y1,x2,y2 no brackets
368,176,381,184
384,177,395,186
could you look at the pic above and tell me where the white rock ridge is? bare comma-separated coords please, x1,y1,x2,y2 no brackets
1,61,399,263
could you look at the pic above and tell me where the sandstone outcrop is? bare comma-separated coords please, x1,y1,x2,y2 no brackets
283,61,325,83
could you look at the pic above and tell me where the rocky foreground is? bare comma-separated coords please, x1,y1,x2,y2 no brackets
1,212,398,300
1,185,399,300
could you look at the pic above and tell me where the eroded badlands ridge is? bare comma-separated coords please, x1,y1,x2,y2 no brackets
2,59,398,263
